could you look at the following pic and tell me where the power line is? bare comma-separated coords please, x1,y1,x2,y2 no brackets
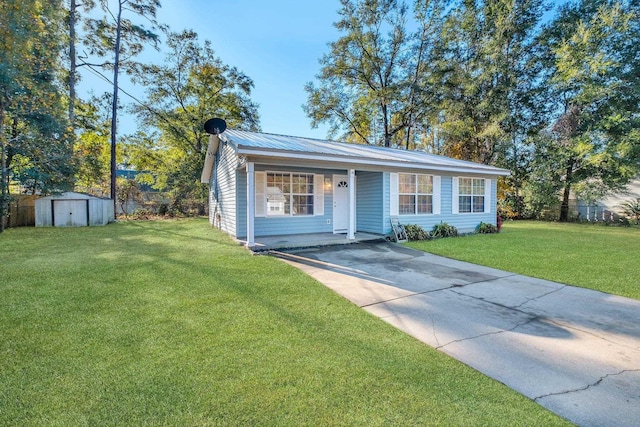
80,62,198,141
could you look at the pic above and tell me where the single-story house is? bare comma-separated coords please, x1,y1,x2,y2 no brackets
201,129,510,246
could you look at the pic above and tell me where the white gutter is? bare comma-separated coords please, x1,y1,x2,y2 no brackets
235,147,511,176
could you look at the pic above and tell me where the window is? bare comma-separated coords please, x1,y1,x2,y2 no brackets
266,172,314,216
458,178,485,213
399,173,433,215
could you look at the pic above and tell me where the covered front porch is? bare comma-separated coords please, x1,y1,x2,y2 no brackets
245,164,362,247
242,231,386,252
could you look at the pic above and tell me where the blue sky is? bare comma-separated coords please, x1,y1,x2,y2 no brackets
82,0,343,139
82,0,565,140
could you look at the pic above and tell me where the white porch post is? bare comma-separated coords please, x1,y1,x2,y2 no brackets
246,162,255,247
347,168,355,240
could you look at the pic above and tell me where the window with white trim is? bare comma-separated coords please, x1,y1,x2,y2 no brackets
458,178,485,213
399,173,433,215
265,172,314,216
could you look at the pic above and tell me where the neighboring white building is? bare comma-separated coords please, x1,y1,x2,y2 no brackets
577,179,640,221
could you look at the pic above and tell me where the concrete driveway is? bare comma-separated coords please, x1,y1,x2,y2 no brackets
275,243,640,427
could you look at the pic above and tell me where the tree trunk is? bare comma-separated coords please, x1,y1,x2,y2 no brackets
559,163,573,222
110,1,123,218
68,0,76,132
381,103,390,147
0,104,6,233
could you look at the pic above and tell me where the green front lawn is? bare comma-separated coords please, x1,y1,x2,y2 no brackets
407,221,640,300
0,219,568,425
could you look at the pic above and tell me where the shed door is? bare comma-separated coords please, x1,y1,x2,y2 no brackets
53,200,88,227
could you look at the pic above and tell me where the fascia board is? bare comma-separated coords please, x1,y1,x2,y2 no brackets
236,147,510,176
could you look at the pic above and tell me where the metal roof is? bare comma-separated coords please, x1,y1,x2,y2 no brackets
219,129,510,176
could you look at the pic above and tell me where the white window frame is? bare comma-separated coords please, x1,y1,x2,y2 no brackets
390,172,440,216
452,177,492,214
254,171,324,217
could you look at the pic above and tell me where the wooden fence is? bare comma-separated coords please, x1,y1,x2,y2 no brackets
7,195,37,227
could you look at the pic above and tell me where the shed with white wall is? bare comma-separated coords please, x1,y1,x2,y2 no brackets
35,192,114,227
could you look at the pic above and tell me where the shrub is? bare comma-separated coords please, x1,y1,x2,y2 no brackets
158,203,169,216
405,224,430,241
130,208,155,220
476,222,499,234
619,198,640,225
431,222,458,238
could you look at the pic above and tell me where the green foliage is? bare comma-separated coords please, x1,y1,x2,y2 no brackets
127,30,260,214
82,0,164,202
431,222,458,238
305,0,444,147
305,0,640,222
531,0,640,221
619,197,640,224
476,222,499,234
73,97,114,195
116,177,142,216
433,0,547,164
83,0,162,66
404,223,430,241
0,0,74,215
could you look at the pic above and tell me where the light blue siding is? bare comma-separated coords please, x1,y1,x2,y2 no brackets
356,171,384,233
383,174,499,235
237,165,346,238
236,170,247,237
210,145,501,239
209,141,239,236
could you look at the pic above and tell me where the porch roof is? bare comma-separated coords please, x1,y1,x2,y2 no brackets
221,129,510,176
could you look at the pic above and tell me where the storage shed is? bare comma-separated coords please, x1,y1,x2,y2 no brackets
35,192,114,227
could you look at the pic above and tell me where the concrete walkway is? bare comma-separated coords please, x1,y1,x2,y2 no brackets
274,243,640,427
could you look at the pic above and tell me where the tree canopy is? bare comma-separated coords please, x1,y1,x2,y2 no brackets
1,0,73,231
306,0,640,221
126,30,260,214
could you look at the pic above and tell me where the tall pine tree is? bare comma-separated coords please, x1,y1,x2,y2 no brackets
1,0,73,231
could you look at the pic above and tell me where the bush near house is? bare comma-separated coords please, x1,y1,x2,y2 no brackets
405,224,430,241
476,222,499,234
431,222,458,238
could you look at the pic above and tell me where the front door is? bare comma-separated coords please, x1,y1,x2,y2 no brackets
333,174,349,233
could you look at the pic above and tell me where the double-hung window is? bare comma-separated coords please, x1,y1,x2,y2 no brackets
399,173,434,215
264,172,315,216
458,178,485,213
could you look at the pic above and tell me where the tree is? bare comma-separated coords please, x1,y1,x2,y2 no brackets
432,0,547,165
83,0,163,213
127,30,260,213
73,95,115,195
1,0,73,232
535,0,640,221
67,0,96,133
305,0,443,147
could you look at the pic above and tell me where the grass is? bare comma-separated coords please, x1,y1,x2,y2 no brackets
406,220,640,300
0,219,570,426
